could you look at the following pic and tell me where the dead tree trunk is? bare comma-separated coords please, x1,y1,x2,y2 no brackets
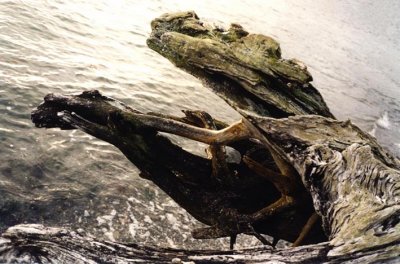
0,224,328,263
0,11,399,263
145,12,399,260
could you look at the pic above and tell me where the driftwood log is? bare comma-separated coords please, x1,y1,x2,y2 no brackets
1,11,399,263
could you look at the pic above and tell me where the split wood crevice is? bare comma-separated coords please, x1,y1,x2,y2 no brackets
1,11,399,263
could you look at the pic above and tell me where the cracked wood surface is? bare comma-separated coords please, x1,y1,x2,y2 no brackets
0,11,399,264
29,90,325,246
146,11,400,258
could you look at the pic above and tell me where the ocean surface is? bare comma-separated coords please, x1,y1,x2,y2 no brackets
0,0,399,249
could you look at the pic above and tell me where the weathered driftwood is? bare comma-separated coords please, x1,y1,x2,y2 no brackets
1,224,398,263
1,11,399,263
24,88,400,262
147,11,334,119
29,90,326,246
147,11,400,257
0,224,332,264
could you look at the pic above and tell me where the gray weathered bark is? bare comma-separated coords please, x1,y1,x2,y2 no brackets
0,11,399,264
146,11,400,260
0,223,397,263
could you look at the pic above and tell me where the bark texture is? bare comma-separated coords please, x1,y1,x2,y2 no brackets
0,225,331,264
0,11,399,264
28,90,326,245
147,11,334,119
146,11,400,259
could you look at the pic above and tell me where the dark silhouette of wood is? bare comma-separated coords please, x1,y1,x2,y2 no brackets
29,90,326,246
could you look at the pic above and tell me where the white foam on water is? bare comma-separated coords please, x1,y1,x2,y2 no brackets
141,230,151,239
143,215,152,224
369,111,392,137
376,111,390,129
166,236,177,248
96,208,117,241
166,213,181,231
126,199,139,238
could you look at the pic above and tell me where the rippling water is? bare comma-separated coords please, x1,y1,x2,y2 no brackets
0,0,399,249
